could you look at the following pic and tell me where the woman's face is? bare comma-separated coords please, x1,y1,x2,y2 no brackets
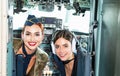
22,24,43,52
54,37,73,61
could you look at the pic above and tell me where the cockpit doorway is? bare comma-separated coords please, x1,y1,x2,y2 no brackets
8,0,96,76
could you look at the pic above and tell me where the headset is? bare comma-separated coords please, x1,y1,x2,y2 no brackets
51,29,80,54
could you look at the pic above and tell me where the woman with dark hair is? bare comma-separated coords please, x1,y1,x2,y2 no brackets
51,30,78,76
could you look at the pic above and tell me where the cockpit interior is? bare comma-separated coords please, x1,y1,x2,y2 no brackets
12,0,92,76
1,0,119,76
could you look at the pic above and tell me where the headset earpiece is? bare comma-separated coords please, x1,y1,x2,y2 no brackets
51,30,60,54
72,32,80,53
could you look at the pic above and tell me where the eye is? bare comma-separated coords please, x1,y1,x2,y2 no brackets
64,44,68,48
55,45,59,49
35,33,40,36
25,33,30,35
35,32,41,36
25,31,31,36
64,45,68,48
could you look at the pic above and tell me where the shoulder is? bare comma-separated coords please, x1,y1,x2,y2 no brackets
36,47,49,61
37,47,48,56
13,38,22,53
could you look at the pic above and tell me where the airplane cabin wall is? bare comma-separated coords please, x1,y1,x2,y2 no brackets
96,0,120,76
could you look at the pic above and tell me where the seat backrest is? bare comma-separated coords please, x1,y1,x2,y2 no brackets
77,47,91,76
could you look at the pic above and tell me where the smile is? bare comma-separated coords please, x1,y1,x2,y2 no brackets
28,42,36,46
59,53,67,58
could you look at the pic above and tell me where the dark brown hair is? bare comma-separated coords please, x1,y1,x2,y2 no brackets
52,30,74,44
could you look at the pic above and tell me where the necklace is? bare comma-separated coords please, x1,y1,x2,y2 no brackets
63,58,74,64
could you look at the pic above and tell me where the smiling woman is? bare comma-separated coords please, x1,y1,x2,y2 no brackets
13,15,48,76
